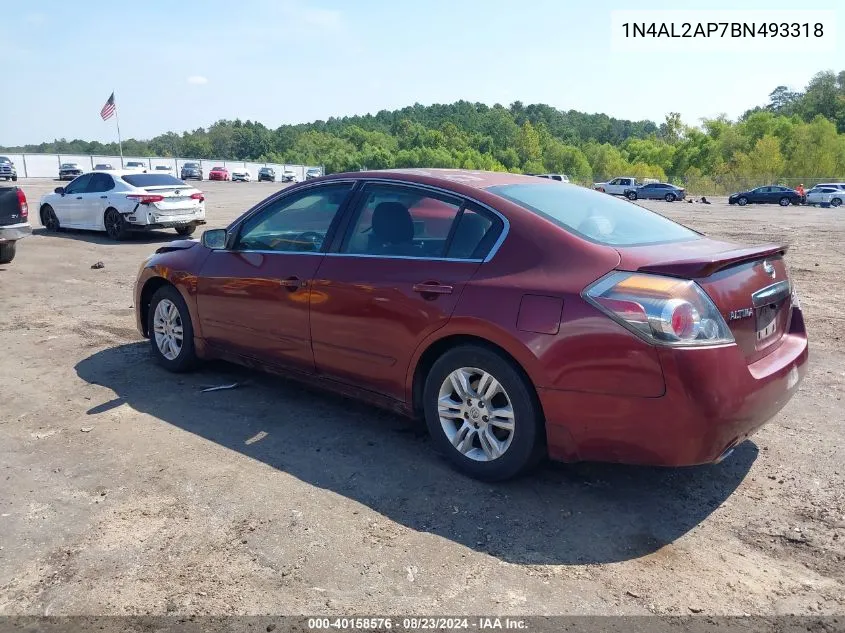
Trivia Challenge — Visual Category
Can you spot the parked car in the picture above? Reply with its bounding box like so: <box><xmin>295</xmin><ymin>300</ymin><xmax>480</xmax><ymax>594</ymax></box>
<box><xmin>125</xmin><ymin>161</ymin><xmax>147</xmax><ymax>173</ymax></box>
<box><xmin>94</xmin><ymin>163</ymin><xmax>114</xmax><ymax>171</ymax></box>
<box><xmin>625</xmin><ymin>182</ymin><xmax>686</xmax><ymax>202</ymax></box>
<box><xmin>593</xmin><ymin>177</ymin><xmax>658</xmax><ymax>196</ymax></box>
<box><xmin>152</xmin><ymin>165</ymin><xmax>174</xmax><ymax>174</ymax></box>
<box><xmin>209</xmin><ymin>166</ymin><xmax>230</xmax><ymax>181</ymax></box>
<box><xmin>180</xmin><ymin>162</ymin><xmax>203</xmax><ymax>181</ymax></box>
<box><xmin>39</xmin><ymin>171</ymin><xmax>206</xmax><ymax>241</ymax></box>
<box><xmin>231</xmin><ymin>169</ymin><xmax>252</xmax><ymax>182</ymax></box>
<box><xmin>728</xmin><ymin>186</ymin><xmax>802</xmax><ymax>207</ymax></box>
<box><xmin>133</xmin><ymin>169</ymin><xmax>807</xmax><ymax>481</ymax></box>
<box><xmin>282</xmin><ymin>169</ymin><xmax>298</xmax><ymax>183</ymax></box>
<box><xmin>805</xmin><ymin>186</ymin><xmax>843</xmax><ymax>207</ymax></box>
<box><xmin>814</xmin><ymin>182</ymin><xmax>845</xmax><ymax>192</ymax></box>
<box><xmin>0</xmin><ymin>186</ymin><xmax>31</xmax><ymax>263</ymax></box>
<box><xmin>0</xmin><ymin>156</ymin><xmax>18</xmax><ymax>182</ymax></box>
<box><xmin>59</xmin><ymin>163</ymin><xmax>84</xmax><ymax>180</ymax></box>
<box><xmin>258</xmin><ymin>167</ymin><xmax>276</xmax><ymax>182</ymax></box>
<box><xmin>534</xmin><ymin>174</ymin><xmax>570</xmax><ymax>183</ymax></box>
<box><xmin>304</xmin><ymin>167</ymin><xmax>321</xmax><ymax>180</ymax></box>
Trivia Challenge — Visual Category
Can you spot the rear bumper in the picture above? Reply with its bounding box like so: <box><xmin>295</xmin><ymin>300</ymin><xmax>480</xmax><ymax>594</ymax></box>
<box><xmin>541</xmin><ymin>307</ymin><xmax>809</xmax><ymax>466</ymax></box>
<box><xmin>0</xmin><ymin>222</ymin><xmax>32</xmax><ymax>242</ymax></box>
<box><xmin>129</xmin><ymin>219</ymin><xmax>206</xmax><ymax>231</ymax></box>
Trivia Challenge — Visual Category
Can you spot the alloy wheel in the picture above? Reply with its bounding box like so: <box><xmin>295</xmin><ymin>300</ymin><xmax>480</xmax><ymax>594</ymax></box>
<box><xmin>153</xmin><ymin>299</ymin><xmax>184</xmax><ymax>361</ymax></box>
<box><xmin>437</xmin><ymin>367</ymin><xmax>515</xmax><ymax>462</ymax></box>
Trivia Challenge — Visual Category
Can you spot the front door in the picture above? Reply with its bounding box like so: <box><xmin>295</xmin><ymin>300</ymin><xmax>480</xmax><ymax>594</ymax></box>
<box><xmin>57</xmin><ymin>173</ymin><xmax>93</xmax><ymax>227</ymax></box>
<box><xmin>310</xmin><ymin>183</ymin><xmax>503</xmax><ymax>401</ymax></box>
<box><xmin>196</xmin><ymin>182</ymin><xmax>355</xmax><ymax>372</ymax></box>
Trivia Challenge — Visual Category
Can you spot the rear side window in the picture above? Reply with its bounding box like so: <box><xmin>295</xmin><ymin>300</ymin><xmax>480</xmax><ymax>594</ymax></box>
<box><xmin>445</xmin><ymin>205</ymin><xmax>501</xmax><ymax>260</ymax></box>
<box><xmin>86</xmin><ymin>173</ymin><xmax>115</xmax><ymax>193</ymax></box>
<box><xmin>342</xmin><ymin>185</ymin><xmax>463</xmax><ymax>258</ymax></box>
<box><xmin>488</xmin><ymin>183</ymin><xmax>699</xmax><ymax>246</ymax></box>
<box><xmin>122</xmin><ymin>174</ymin><xmax>185</xmax><ymax>187</ymax></box>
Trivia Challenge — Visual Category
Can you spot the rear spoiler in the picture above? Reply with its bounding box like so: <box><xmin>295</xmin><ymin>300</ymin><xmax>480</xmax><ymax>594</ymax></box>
<box><xmin>638</xmin><ymin>243</ymin><xmax>788</xmax><ymax>278</ymax></box>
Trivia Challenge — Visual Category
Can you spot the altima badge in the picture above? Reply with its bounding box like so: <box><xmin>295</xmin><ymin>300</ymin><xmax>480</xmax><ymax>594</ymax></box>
<box><xmin>729</xmin><ymin>308</ymin><xmax>754</xmax><ymax>321</ymax></box>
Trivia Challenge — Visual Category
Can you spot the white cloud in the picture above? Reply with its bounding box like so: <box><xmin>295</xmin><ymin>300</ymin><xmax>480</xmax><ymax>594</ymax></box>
<box><xmin>187</xmin><ymin>75</ymin><xmax>208</xmax><ymax>85</ymax></box>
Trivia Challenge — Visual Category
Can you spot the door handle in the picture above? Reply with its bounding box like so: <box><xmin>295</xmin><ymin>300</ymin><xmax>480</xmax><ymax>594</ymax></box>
<box><xmin>413</xmin><ymin>282</ymin><xmax>453</xmax><ymax>296</ymax></box>
<box><xmin>280</xmin><ymin>276</ymin><xmax>304</xmax><ymax>291</ymax></box>
<box><xmin>76</xmin><ymin>196</ymin><xmax>82</xmax><ymax>199</ymax></box>
<box><xmin>100</xmin><ymin>195</ymin><xmax>108</xmax><ymax>199</ymax></box>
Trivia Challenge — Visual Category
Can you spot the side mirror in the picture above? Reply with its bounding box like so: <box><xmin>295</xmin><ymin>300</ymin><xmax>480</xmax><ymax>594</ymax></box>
<box><xmin>201</xmin><ymin>228</ymin><xmax>227</xmax><ymax>249</ymax></box>
<box><xmin>54</xmin><ymin>187</ymin><xmax>65</xmax><ymax>195</ymax></box>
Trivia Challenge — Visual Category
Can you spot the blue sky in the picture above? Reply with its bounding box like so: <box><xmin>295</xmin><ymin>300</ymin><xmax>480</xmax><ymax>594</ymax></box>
<box><xmin>0</xmin><ymin>0</ymin><xmax>841</xmax><ymax>145</ymax></box>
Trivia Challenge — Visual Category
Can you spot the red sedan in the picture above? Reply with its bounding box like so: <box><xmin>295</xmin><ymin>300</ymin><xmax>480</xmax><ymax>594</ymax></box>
<box><xmin>208</xmin><ymin>166</ymin><xmax>229</xmax><ymax>181</ymax></box>
<box><xmin>134</xmin><ymin>169</ymin><xmax>808</xmax><ymax>481</ymax></box>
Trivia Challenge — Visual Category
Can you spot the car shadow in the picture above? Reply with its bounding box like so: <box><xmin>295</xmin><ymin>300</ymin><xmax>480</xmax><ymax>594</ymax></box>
<box><xmin>75</xmin><ymin>342</ymin><xmax>757</xmax><ymax>565</ymax></box>
<box><xmin>31</xmin><ymin>227</ymin><xmax>189</xmax><ymax>245</ymax></box>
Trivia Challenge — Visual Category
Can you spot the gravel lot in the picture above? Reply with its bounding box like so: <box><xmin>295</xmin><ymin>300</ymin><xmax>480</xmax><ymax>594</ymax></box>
<box><xmin>1</xmin><ymin>178</ymin><xmax>843</xmax><ymax>616</ymax></box>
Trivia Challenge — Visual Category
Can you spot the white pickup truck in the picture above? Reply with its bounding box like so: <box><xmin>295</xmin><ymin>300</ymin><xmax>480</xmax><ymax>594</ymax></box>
<box><xmin>593</xmin><ymin>177</ymin><xmax>659</xmax><ymax>196</ymax></box>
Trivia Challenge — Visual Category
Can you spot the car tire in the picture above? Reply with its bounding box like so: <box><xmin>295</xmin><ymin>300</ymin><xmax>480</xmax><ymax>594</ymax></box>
<box><xmin>11</xmin><ymin>175</ymin><xmax>17</xmax><ymax>182</ymax></box>
<box><xmin>737</xmin><ymin>197</ymin><xmax>748</xmax><ymax>206</ymax></box>
<box><xmin>40</xmin><ymin>204</ymin><xmax>61</xmax><ymax>232</ymax></box>
<box><xmin>147</xmin><ymin>285</ymin><xmax>197</xmax><ymax>373</ymax></box>
<box><xmin>779</xmin><ymin>197</ymin><xmax>790</xmax><ymax>207</ymax></box>
<box><xmin>665</xmin><ymin>193</ymin><xmax>676</xmax><ymax>202</ymax></box>
<box><xmin>831</xmin><ymin>198</ymin><xmax>842</xmax><ymax>207</ymax></box>
<box><xmin>175</xmin><ymin>225</ymin><xmax>196</xmax><ymax>237</ymax></box>
<box><xmin>104</xmin><ymin>207</ymin><xmax>129</xmax><ymax>241</ymax></box>
<box><xmin>626</xmin><ymin>191</ymin><xmax>638</xmax><ymax>201</ymax></box>
<box><xmin>423</xmin><ymin>344</ymin><xmax>544</xmax><ymax>481</ymax></box>
<box><xmin>0</xmin><ymin>241</ymin><xmax>16</xmax><ymax>264</ymax></box>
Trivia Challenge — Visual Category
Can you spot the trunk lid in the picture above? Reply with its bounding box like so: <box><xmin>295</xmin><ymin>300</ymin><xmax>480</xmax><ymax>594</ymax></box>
<box><xmin>142</xmin><ymin>185</ymin><xmax>202</xmax><ymax>213</ymax></box>
<box><xmin>617</xmin><ymin>238</ymin><xmax>793</xmax><ymax>363</ymax></box>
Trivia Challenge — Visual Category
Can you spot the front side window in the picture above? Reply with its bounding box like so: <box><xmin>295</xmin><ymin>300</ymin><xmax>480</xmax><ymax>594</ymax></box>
<box><xmin>488</xmin><ymin>183</ymin><xmax>699</xmax><ymax>247</ymax></box>
<box><xmin>234</xmin><ymin>183</ymin><xmax>353</xmax><ymax>253</ymax></box>
<box><xmin>64</xmin><ymin>173</ymin><xmax>93</xmax><ymax>194</ymax></box>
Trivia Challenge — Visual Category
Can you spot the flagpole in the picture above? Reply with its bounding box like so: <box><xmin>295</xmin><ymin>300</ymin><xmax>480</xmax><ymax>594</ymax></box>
<box><xmin>113</xmin><ymin>92</ymin><xmax>124</xmax><ymax>168</ymax></box>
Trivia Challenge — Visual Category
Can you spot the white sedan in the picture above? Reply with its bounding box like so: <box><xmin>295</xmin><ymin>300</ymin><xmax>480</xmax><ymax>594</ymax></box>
<box><xmin>805</xmin><ymin>185</ymin><xmax>843</xmax><ymax>207</ymax></box>
<box><xmin>38</xmin><ymin>171</ymin><xmax>206</xmax><ymax>240</ymax></box>
<box><xmin>231</xmin><ymin>168</ymin><xmax>252</xmax><ymax>182</ymax></box>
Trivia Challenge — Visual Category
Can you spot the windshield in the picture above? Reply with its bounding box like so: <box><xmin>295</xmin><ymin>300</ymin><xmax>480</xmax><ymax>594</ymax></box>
<box><xmin>122</xmin><ymin>174</ymin><xmax>186</xmax><ymax>187</ymax></box>
<box><xmin>61</xmin><ymin>163</ymin><xmax>78</xmax><ymax>168</ymax></box>
<box><xmin>487</xmin><ymin>183</ymin><xmax>700</xmax><ymax>246</ymax></box>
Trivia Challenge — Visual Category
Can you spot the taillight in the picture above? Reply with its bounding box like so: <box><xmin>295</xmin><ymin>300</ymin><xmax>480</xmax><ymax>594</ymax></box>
<box><xmin>126</xmin><ymin>194</ymin><xmax>164</xmax><ymax>204</ymax></box>
<box><xmin>190</xmin><ymin>192</ymin><xmax>204</xmax><ymax>202</ymax></box>
<box><xmin>584</xmin><ymin>272</ymin><xmax>734</xmax><ymax>346</ymax></box>
<box><xmin>16</xmin><ymin>189</ymin><xmax>28</xmax><ymax>218</ymax></box>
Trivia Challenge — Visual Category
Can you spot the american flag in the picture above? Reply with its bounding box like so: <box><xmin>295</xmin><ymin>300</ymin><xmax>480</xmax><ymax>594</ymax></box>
<box><xmin>100</xmin><ymin>92</ymin><xmax>116</xmax><ymax>121</ymax></box>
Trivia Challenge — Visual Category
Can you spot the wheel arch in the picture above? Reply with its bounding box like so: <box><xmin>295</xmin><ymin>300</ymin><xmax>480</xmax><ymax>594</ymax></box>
<box><xmin>408</xmin><ymin>330</ymin><xmax>545</xmax><ymax>425</ymax></box>
<box><xmin>138</xmin><ymin>277</ymin><xmax>174</xmax><ymax>337</ymax></box>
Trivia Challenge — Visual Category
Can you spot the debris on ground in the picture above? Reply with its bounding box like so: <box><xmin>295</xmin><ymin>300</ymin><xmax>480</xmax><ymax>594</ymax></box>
<box><xmin>201</xmin><ymin>382</ymin><xmax>242</xmax><ymax>393</ymax></box>
<box><xmin>80</xmin><ymin>427</ymin><xmax>94</xmax><ymax>433</ymax></box>
<box><xmin>90</xmin><ymin>261</ymin><xmax>105</xmax><ymax>269</ymax></box>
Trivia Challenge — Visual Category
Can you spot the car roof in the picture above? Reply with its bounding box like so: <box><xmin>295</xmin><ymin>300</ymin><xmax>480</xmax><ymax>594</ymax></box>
<box><xmin>328</xmin><ymin>168</ymin><xmax>552</xmax><ymax>190</ymax></box>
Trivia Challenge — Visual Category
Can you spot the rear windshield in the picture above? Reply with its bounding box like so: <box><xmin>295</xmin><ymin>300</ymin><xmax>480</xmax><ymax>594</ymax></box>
<box><xmin>184</xmin><ymin>163</ymin><xmax>199</xmax><ymax>168</ymax></box>
<box><xmin>127</xmin><ymin>162</ymin><xmax>144</xmax><ymax>166</ymax></box>
<box><xmin>122</xmin><ymin>174</ymin><xmax>185</xmax><ymax>187</ymax></box>
<box><xmin>487</xmin><ymin>183</ymin><xmax>699</xmax><ymax>246</ymax></box>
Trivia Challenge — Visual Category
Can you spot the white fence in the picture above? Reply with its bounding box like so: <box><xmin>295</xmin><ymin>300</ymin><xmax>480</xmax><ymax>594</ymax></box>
<box><xmin>2</xmin><ymin>153</ymin><xmax>322</xmax><ymax>182</ymax></box>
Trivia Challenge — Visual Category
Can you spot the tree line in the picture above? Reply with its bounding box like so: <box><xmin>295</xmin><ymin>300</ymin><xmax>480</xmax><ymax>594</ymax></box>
<box><xmin>4</xmin><ymin>70</ymin><xmax>844</xmax><ymax>192</ymax></box>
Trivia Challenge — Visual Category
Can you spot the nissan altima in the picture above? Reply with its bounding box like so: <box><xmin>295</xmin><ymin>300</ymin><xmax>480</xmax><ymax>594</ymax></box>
<box><xmin>134</xmin><ymin>169</ymin><xmax>808</xmax><ymax>481</ymax></box>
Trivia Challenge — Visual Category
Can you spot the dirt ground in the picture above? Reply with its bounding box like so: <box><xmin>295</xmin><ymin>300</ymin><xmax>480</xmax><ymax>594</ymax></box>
<box><xmin>0</xmin><ymin>178</ymin><xmax>843</xmax><ymax>617</ymax></box>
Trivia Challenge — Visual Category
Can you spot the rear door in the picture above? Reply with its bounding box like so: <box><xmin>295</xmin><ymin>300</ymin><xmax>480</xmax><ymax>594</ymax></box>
<box><xmin>82</xmin><ymin>173</ymin><xmax>115</xmax><ymax>228</ymax></box>
<box><xmin>310</xmin><ymin>183</ymin><xmax>504</xmax><ymax>401</ymax></box>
